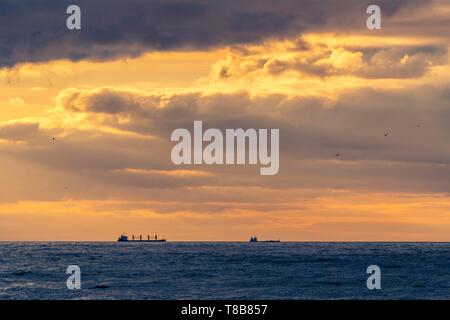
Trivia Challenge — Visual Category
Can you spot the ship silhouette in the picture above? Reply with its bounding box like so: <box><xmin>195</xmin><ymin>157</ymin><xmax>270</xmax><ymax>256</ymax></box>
<box><xmin>117</xmin><ymin>233</ymin><xmax>166</xmax><ymax>242</ymax></box>
<box><xmin>249</xmin><ymin>236</ymin><xmax>280</xmax><ymax>243</ymax></box>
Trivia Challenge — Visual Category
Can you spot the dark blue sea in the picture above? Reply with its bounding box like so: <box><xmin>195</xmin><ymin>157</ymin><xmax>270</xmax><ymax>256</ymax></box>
<box><xmin>1</xmin><ymin>242</ymin><xmax>450</xmax><ymax>300</ymax></box>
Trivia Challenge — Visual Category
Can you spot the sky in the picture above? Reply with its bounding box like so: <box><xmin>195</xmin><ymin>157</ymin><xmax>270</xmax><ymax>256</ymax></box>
<box><xmin>1</xmin><ymin>0</ymin><xmax>450</xmax><ymax>241</ymax></box>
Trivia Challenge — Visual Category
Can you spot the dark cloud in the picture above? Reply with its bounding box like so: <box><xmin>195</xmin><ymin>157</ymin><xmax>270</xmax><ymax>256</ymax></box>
<box><xmin>3</xmin><ymin>85</ymin><xmax>450</xmax><ymax>197</ymax></box>
<box><xmin>61</xmin><ymin>88</ymin><xmax>145</xmax><ymax>114</ymax></box>
<box><xmin>356</xmin><ymin>46</ymin><xmax>448</xmax><ymax>79</ymax></box>
<box><xmin>0</xmin><ymin>122</ymin><xmax>39</xmax><ymax>141</ymax></box>
<box><xmin>56</xmin><ymin>87</ymin><xmax>450</xmax><ymax>165</ymax></box>
<box><xmin>0</xmin><ymin>0</ymin><xmax>429</xmax><ymax>67</ymax></box>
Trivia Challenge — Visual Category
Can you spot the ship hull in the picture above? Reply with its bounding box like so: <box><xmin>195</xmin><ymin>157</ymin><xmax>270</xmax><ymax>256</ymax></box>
<box><xmin>117</xmin><ymin>239</ymin><xmax>167</xmax><ymax>242</ymax></box>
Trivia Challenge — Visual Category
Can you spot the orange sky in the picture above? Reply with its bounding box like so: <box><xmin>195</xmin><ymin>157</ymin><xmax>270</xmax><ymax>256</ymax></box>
<box><xmin>1</xmin><ymin>1</ymin><xmax>450</xmax><ymax>241</ymax></box>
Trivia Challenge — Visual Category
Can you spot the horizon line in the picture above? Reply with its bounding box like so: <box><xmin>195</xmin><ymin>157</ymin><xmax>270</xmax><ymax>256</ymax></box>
<box><xmin>2</xmin><ymin>240</ymin><xmax>450</xmax><ymax>243</ymax></box>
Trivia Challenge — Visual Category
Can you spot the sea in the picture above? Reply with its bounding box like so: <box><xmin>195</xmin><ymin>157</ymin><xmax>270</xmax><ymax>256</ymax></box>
<box><xmin>1</xmin><ymin>242</ymin><xmax>450</xmax><ymax>300</ymax></box>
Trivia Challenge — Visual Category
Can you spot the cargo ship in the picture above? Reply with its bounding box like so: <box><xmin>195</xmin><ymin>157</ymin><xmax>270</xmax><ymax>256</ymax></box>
<box><xmin>249</xmin><ymin>236</ymin><xmax>280</xmax><ymax>243</ymax></box>
<box><xmin>117</xmin><ymin>233</ymin><xmax>166</xmax><ymax>242</ymax></box>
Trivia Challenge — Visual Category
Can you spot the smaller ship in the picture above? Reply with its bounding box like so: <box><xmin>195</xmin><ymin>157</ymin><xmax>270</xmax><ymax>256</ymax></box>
<box><xmin>117</xmin><ymin>233</ymin><xmax>166</xmax><ymax>242</ymax></box>
<box><xmin>249</xmin><ymin>236</ymin><xmax>280</xmax><ymax>243</ymax></box>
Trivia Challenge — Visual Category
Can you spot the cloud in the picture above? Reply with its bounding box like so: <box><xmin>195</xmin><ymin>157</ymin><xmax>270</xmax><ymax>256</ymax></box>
<box><xmin>212</xmin><ymin>39</ymin><xmax>448</xmax><ymax>80</ymax></box>
<box><xmin>59</xmin><ymin>87</ymin><xmax>146</xmax><ymax>114</ymax></box>
<box><xmin>0</xmin><ymin>122</ymin><xmax>39</xmax><ymax>141</ymax></box>
<box><xmin>0</xmin><ymin>0</ymin><xmax>431</xmax><ymax>67</ymax></box>
<box><xmin>2</xmin><ymin>84</ymin><xmax>450</xmax><ymax>199</ymax></box>
<box><xmin>356</xmin><ymin>45</ymin><xmax>448</xmax><ymax>78</ymax></box>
